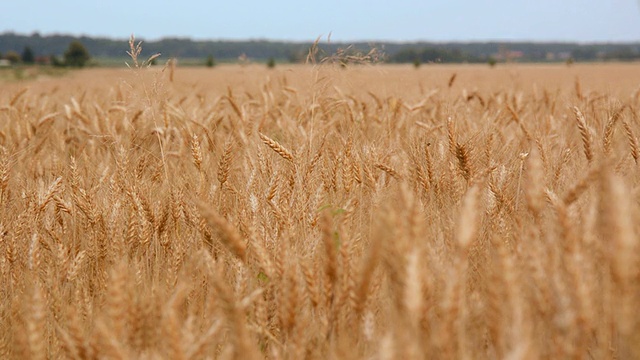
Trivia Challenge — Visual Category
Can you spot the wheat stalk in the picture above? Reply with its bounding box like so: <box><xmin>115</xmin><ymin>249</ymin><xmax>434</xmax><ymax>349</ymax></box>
<box><xmin>573</xmin><ymin>107</ymin><xmax>593</xmax><ymax>163</ymax></box>
<box><xmin>259</xmin><ymin>132</ymin><xmax>294</xmax><ymax>162</ymax></box>
<box><xmin>622</xmin><ymin>120</ymin><xmax>639</xmax><ymax>164</ymax></box>
<box><xmin>603</xmin><ymin>106</ymin><xmax>624</xmax><ymax>155</ymax></box>
<box><xmin>196</xmin><ymin>201</ymin><xmax>246</xmax><ymax>262</ymax></box>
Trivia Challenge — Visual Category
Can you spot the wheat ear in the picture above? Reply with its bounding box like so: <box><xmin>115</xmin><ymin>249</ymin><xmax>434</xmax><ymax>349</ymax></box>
<box><xmin>573</xmin><ymin>107</ymin><xmax>593</xmax><ymax>163</ymax></box>
<box><xmin>259</xmin><ymin>133</ymin><xmax>294</xmax><ymax>162</ymax></box>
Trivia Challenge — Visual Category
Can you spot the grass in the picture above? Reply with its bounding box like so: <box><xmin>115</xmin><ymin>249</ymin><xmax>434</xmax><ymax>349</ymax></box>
<box><xmin>1</xmin><ymin>57</ymin><xmax>640</xmax><ymax>358</ymax></box>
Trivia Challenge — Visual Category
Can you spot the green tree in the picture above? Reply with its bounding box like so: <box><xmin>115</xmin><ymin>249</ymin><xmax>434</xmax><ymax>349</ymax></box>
<box><xmin>206</xmin><ymin>55</ymin><xmax>216</xmax><ymax>67</ymax></box>
<box><xmin>21</xmin><ymin>46</ymin><xmax>35</xmax><ymax>64</ymax></box>
<box><xmin>5</xmin><ymin>51</ymin><xmax>21</xmax><ymax>64</ymax></box>
<box><xmin>266</xmin><ymin>57</ymin><xmax>276</xmax><ymax>69</ymax></box>
<box><xmin>64</xmin><ymin>40</ymin><xmax>90</xmax><ymax>67</ymax></box>
<box><xmin>50</xmin><ymin>54</ymin><xmax>64</xmax><ymax>67</ymax></box>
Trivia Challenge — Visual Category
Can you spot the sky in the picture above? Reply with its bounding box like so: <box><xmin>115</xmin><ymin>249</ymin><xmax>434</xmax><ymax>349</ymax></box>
<box><xmin>2</xmin><ymin>0</ymin><xmax>640</xmax><ymax>43</ymax></box>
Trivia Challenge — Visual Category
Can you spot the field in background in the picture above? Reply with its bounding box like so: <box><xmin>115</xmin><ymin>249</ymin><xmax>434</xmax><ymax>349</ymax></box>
<box><xmin>1</xmin><ymin>63</ymin><xmax>640</xmax><ymax>358</ymax></box>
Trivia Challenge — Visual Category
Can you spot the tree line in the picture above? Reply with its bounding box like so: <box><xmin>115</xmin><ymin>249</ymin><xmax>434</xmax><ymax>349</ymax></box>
<box><xmin>2</xmin><ymin>32</ymin><xmax>640</xmax><ymax>66</ymax></box>
<box><xmin>1</xmin><ymin>40</ymin><xmax>90</xmax><ymax>67</ymax></box>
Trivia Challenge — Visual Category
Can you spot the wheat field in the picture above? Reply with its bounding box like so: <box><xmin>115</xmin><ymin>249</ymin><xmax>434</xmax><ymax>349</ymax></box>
<box><xmin>1</xmin><ymin>60</ymin><xmax>640</xmax><ymax>359</ymax></box>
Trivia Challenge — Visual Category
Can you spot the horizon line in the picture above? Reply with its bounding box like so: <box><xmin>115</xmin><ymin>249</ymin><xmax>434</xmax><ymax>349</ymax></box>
<box><xmin>2</xmin><ymin>30</ymin><xmax>640</xmax><ymax>46</ymax></box>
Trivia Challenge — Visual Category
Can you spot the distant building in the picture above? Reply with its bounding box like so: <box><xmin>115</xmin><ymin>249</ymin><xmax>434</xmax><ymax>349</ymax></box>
<box><xmin>0</xmin><ymin>59</ymin><xmax>10</xmax><ymax>67</ymax></box>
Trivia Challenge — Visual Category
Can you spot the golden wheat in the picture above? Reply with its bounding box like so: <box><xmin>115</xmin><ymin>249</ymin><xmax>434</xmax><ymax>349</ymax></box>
<box><xmin>0</xmin><ymin>60</ymin><xmax>640</xmax><ymax>359</ymax></box>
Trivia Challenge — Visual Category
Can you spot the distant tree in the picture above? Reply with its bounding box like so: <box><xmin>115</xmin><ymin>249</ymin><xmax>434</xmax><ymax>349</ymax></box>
<box><xmin>21</xmin><ymin>46</ymin><xmax>35</xmax><ymax>64</ymax></box>
<box><xmin>64</xmin><ymin>40</ymin><xmax>90</xmax><ymax>67</ymax></box>
<box><xmin>5</xmin><ymin>51</ymin><xmax>21</xmax><ymax>64</ymax></box>
<box><xmin>392</xmin><ymin>47</ymin><xmax>478</xmax><ymax>64</ymax></box>
<box><xmin>571</xmin><ymin>47</ymin><xmax>598</xmax><ymax>61</ymax></box>
<box><xmin>604</xmin><ymin>47</ymin><xmax>640</xmax><ymax>61</ymax></box>
<box><xmin>413</xmin><ymin>58</ymin><xmax>421</xmax><ymax>68</ymax></box>
<box><xmin>287</xmin><ymin>50</ymin><xmax>304</xmax><ymax>63</ymax></box>
<box><xmin>266</xmin><ymin>57</ymin><xmax>276</xmax><ymax>69</ymax></box>
<box><xmin>50</xmin><ymin>54</ymin><xmax>64</xmax><ymax>67</ymax></box>
<box><xmin>488</xmin><ymin>57</ymin><xmax>497</xmax><ymax>67</ymax></box>
<box><xmin>206</xmin><ymin>55</ymin><xmax>216</xmax><ymax>67</ymax></box>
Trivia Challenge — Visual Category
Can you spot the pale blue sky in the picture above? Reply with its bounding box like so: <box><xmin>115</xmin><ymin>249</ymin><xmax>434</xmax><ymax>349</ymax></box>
<box><xmin>2</xmin><ymin>0</ymin><xmax>640</xmax><ymax>42</ymax></box>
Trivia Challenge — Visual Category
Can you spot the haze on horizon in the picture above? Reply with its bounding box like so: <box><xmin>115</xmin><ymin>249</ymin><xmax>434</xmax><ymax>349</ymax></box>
<box><xmin>2</xmin><ymin>0</ymin><xmax>640</xmax><ymax>43</ymax></box>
